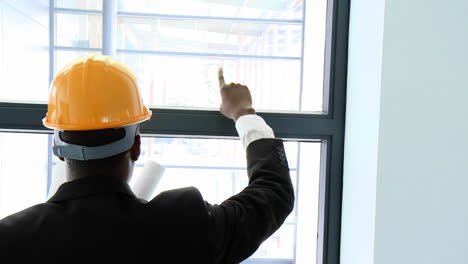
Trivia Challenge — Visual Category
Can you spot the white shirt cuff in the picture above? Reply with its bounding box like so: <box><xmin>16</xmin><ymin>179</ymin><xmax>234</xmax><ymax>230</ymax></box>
<box><xmin>235</xmin><ymin>114</ymin><xmax>275</xmax><ymax>150</ymax></box>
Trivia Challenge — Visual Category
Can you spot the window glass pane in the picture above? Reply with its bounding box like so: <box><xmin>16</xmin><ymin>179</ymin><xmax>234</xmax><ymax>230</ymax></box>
<box><xmin>56</xmin><ymin>13</ymin><xmax>102</xmax><ymax>48</ymax></box>
<box><xmin>4</xmin><ymin>0</ymin><xmax>49</xmax><ymax>27</ymax></box>
<box><xmin>0</xmin><ymin>133</ymin><xmax>49</xmax><ymax>220</ymax></box>
<box><xmin>51</xmin><ymin>0</ymin><xmax>327</xmax><ymax>112</ymax></box>
<box><xmin>5</xmin><ymin>133</ymin><xmax>320</xmax><ymax>263</ymax></box>
<box><xmin>55</xmin><ymin>50</ymin><xmax>102</xmax><ymax>74</ymax></box>
<box><xmin>118</xmin><ymin>17</ymin><xmax>302</xmax><ymax>58</ymax></box>
<box><xmin>56</xmin><ymin>0</ymin><xmax>103</xmax><ymax>10</ymax></box>
<box><xmin>0</xmin><ymin>4</ymin><xmax>3</xmax><ymax>90</ymax></box>
<box><xmin>301</xmin><ymin>0</ymin><xmax>328</xmax><ymax>112</ymax></box>
<box><xmin>118</xmin><ymin>0</ymin><xmax>303</xmax><ymax>20</ymax></box>
<box><xmin>0</xmin><ymin>1</ymin><xmax>49</xmax><ymax>103</ymax></box>
<box><xmin>295</xmin><ymin>142</ymin><xmax>322</xmax><ymax>264</ymax></box>
<box><xmin>117</xmin><ymin>54</ymin><xmax>301</xmax><ymax>111</ymax></box>
<box><xmin>129</xmin><ymin>137</ymin><xmax>321</xmax><ymax>262</ymax></box>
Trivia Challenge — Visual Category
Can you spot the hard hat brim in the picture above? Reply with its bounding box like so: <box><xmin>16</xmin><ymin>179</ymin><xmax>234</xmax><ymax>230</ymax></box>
<box><xmin>43</xmin><ymin>111</ymin><xmax>152</xmax><ymax>131</ymax></box>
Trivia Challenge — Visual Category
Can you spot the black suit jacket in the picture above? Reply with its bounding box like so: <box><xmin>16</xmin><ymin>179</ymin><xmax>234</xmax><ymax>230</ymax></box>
<box><xmin>0</xmin><ymin>139</ymin><xmax>294</xmax><ymax>263</ymax></box>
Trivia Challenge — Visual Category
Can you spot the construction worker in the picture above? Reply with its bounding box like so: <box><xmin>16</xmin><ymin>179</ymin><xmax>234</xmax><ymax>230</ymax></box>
<box><xmin>0</xmin><ymin>55</ymin><xmax>294</xmax><ymax>263</ymax></box>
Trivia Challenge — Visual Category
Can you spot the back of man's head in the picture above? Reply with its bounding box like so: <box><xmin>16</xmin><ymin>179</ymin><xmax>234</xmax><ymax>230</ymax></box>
<box><xmin>42</xmin><ymin>55</ymin><xmax>150</xmax><ymax>180</ymax></box>
<box><xmin>59</xmin><ymin>128</ymin><xmax>136</xmax><ymax>178</ymax></box>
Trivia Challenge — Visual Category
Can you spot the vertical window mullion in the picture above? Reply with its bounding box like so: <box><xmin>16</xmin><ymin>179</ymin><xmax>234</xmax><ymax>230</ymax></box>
<box><xmin>47</xmin><ymin>0</ymin><xmax>56</xmax><ymax>198</ymax></box>
<box><xmin>298</xmin><ymin>0</ymin><xmax>307</xmax><ymax>111</ymax></box>
<box><xmin>102</xmin><ymin>0</ymin><xmax>117</xmax><ymax>56</ymax></box>
<box><xmin>292</xmin><ymin>143</ymin><xmax>302</xmax><ymax>263</ymax></box>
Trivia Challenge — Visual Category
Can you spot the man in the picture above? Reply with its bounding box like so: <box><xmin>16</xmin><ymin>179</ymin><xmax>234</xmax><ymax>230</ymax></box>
<box><xmin>0</xmin><ymin>55</ymin><xmax>294</xmax><ymax>263</ymax></box>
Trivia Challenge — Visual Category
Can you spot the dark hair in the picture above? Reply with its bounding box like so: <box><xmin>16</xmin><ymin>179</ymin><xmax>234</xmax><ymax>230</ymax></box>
<box><xmin>60</xmin><ymin>128</ymin><xmax>126</xmax><ymax>147</ymax></box>
<box><xmin>60</xmin><ymin>128</ymin><xmax>132</xmax><ymax>172</ymax></box>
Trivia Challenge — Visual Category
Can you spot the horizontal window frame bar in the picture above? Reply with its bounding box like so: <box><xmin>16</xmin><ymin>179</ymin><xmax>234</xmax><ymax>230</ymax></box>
<box><xmin>53</xmin><ymin>47</ymin><xmax>301</xmax><ymax>61</ymax></box>
<box><xmin>54</xmin><ymin>7</ymin><xmax>102</xmax><ymax>16</ymax></box>
<box><xmin>55</xmin><ymin>7</ymin><xmax>102</xmax><ymax>15</ymax></box>
<box><xmin>117</xmin><ymin>49</ymin><xmax>301</xmax><ymax>61</ymax></box>
<box><xmin>133</xmin><ymin>164</ymin><xmax>298</xmax><ymax>172</ymax></box>
<box><xmin>0</xmin><ymin>103</ymin><xmax>342</xmax><ymax>140</ymax></box>
<box><xmin>51</xmin><ymin>161</ymin><xmax>298</xmax><ymax>172</ymax></box>
<box><xmin>55</xmin><ymin>46</ymin><xmax>102</xmax><ymax>52</ymax></box>
<box><xmin>117</xmin><ymin>11</ymin><xmax>303</xmax><ymax>25</ymax></box>
<box><xmin>242</xmin><ymin>259</ymin><xmax>293</xmax><ymax>264</ymax></box>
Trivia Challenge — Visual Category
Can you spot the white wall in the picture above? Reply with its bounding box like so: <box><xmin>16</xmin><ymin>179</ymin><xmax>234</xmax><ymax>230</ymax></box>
<box><xmin>340</xmin><ymin>0</ymin><xmax>386</xmax><ymax>262</ymax></box>
<box><xmin>342</xmin><ymin>0</ymin><xmax>468</xmax><ymax>263</ymax></box>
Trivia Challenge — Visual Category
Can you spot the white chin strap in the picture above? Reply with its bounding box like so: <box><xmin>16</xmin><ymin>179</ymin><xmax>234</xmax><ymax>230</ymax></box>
<box><xmin>53</xmin><ymin>124</ymin><xmax>139</xmax><ymax>161</ymax></box>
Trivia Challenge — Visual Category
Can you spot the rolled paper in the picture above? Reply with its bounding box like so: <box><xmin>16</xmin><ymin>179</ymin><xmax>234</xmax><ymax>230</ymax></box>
<box><xmin>47</xmin><ymin>159</ymin><xmax>164</xmax><ymax>201</ymax></box>
<box><xmin>47</xmin><ymin>160</ymin><xmax>67</xmax><ymax>200</ymax></box>
<box><xmin>131</xmin><ymin>160</ymin><xmax>165</xmax><ymax>200</ymax></box>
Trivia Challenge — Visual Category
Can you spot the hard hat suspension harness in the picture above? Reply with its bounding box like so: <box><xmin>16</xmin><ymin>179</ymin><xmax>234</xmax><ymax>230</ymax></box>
<box><xmin>53</xmin><ymin>124</ymin><xmax>139</xmax><ymax>161</ymax></box>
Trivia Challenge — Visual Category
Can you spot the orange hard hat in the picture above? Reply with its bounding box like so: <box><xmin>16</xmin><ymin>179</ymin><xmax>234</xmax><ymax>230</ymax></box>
<box><xmin>43</xmin><ymin>54</ymin><xmax>152</xmax><ymax>131</ymax></box>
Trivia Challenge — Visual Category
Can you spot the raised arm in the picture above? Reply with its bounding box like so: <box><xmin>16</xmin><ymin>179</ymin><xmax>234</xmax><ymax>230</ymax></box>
<box><xmin>205</xmin><ymin>68</ymin><xmax>295</xmax><ymax>264</ymax></box>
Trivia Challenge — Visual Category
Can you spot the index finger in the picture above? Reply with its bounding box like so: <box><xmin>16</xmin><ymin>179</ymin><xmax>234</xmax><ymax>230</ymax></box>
<box><xmin>218</xmin><ymin>67</ymin><xmax>226</xmax><ymax>89</ymax></box>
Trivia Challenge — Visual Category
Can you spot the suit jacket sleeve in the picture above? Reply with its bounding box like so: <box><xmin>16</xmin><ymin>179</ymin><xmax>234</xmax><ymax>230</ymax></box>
<box><xmin>205</xmin><ymin>138</ymin><xmax>295</xmax><ymax>264</ymax></box>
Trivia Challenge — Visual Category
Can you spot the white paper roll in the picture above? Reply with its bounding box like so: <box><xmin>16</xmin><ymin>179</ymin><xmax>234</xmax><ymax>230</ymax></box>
<box><xmin>47</xmin><ymin>159</ymin><xmax>164</xmax><ymax>201</ymax></box>
<box><xmin>47</xmin><ymin>160</ymin><xmax>67</xmax><ymax>200</ymax></box>
<box><xmin>131</xmin><ymin>160</ymin><xmax>165</xmax><ymax>201</ymax></box>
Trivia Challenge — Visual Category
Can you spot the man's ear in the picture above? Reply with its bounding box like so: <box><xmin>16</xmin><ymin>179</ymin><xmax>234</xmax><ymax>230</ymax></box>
<box><xmin>54</xmin><ymin>137</ymin><xmax>65</xmax><ymax>162</ymax></box>
<box><xmin>131</xmin><ymin>135</ymin><xmax>141</xmax><ymax>161</ymax></box>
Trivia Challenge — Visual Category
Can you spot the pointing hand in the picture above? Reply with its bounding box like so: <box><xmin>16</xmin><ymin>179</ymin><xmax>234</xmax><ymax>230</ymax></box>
<box><xmin>218</xmin><ymin>67</ymin><xmax>256</xmax><ymax>121</ymax></box>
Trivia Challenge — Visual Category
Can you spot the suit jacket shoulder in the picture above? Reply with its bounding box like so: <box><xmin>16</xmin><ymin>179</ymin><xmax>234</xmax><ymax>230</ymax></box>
<box><xmin>147</xmin><ymin>186</ymin><xmax>210</xmax><ymax>228</ymax></box>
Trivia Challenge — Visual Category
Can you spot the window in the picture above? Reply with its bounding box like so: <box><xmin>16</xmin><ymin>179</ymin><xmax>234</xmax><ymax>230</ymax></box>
<box><xmin>0</xmin><ymin>132</ymin><xmax>50</xmax><ymax>219</ymax></box>
<box><xmin>49</xmin><ymin>137</ymin><xmax>322</xmax><ymax>261</ymax></box>
<box><xmin>0</xmin><ymin>0</ymin><xmax>49</xmax><ymax>102</ymax></box>
<box><xmin>0</xmin><ymin>0</ymin><xmax>349</xmax><ymax>263</ymax></box>
<box><xmin>116</xmin><ymin>0</ymin><xmax>324</xmax><ymax>112</ymax></box>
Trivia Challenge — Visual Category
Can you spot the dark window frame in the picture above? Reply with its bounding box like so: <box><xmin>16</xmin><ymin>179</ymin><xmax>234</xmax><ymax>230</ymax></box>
<box><xmin>0</xmin><ymin>0</ymin><xmax>349</xmax><ymax>263</ymax></box>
